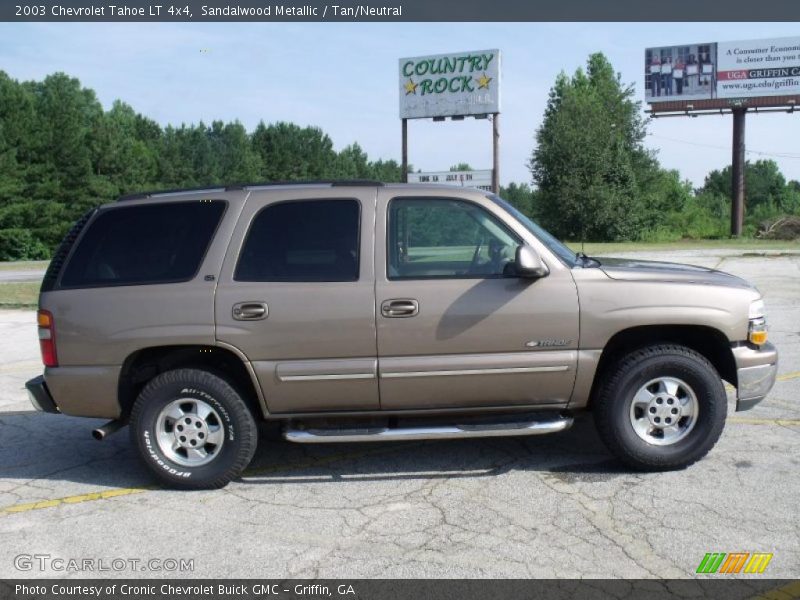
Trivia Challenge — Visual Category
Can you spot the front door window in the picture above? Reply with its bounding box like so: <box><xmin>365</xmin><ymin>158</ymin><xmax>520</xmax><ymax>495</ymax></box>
<box><xmin>387</xmin><ymin>198</ymin><xmax>519</xmax><ymax>280</ymax></box>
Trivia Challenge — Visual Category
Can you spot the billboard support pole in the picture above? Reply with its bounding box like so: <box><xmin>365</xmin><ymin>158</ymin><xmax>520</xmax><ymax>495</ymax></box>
<box><xmin>492</xmin><ymin>113</ymin><xmax>500</xmax><ymax>194</ymax></box>
<box><xmin>731</xmin><ymin>107</ymin><xmax>746</xmax><ymax>237</ymax></box>
<box><xmin>401</xmin><ymin>118</ymin><xmax>408</xmax><ymax>183</ymax></box>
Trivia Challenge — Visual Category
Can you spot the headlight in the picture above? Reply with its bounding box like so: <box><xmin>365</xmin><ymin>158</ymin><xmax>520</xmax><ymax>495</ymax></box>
<box><xmin>748</xmin><ymin>299</ymin><xmax>767</xmax><ymax>345</ymax></box>
<box><xmin>749</xmin><ymin>299</ymin><xmax>765</xmax><ymax>320</ymax></box>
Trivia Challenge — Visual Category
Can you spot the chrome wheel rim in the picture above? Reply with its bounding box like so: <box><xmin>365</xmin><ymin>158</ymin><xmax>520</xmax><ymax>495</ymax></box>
<box><xmin>155</xmin><ymin>398</ymin><xmax>225</xmax><ymax>467</ymax></box>
<box><xmin>629</xmin><ymin>377</ymin><xmax>698</xmax><ymax>446</ymax></box>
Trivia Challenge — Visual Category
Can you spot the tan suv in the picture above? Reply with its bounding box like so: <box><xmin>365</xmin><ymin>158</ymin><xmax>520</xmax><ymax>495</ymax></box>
<box><xmin>25</xmin><ymin>181</ymin><xmax>778</xmax><ymax>489</ymax></box>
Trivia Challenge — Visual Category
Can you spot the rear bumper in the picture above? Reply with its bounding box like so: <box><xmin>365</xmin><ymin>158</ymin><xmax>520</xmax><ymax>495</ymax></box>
<box><xmin>40</xmin><ymin>366</ymin><xmax>122</xmax><ymax>418</ymax></box>
<box><xmin>25</xmin><ymin>375</ymin><xmax>59</xmax><ymax>414</ymax></box>
<box><xmin>732</xmin><ymin>342</ymin><xmax>778</xmax><ymax>412</ymax></box>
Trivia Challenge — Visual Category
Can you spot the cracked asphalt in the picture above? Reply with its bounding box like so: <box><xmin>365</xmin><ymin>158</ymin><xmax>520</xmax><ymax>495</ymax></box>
<box><xmin>0</xmin><ymin>249</ymin><xmax>798</xmax><ymax>579</ymax></box>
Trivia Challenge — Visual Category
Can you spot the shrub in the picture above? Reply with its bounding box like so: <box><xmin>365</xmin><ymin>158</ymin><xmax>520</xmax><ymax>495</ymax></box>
<box><xmin>0</xmin><ymin>228</ymin><xmax>50</xmax><ymax>261</ymax></box>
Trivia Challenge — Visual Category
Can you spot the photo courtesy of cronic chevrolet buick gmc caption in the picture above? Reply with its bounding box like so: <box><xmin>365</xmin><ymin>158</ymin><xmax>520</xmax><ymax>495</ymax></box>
<box><xmin>15</xmin><ymin>584</ymin><xmax>356</xmax><ymax>597</ymax></box>
<box><xmin>23</xmin><ymin>181</ymin><xmax>778</xmax><ymax>489</ymax></box>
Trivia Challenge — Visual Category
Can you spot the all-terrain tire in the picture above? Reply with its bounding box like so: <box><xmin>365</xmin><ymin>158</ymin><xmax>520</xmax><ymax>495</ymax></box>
<box><xmin>129</xmin><ymin>368</ymin><xmax>258</xmax><ymax>489</ymax></box>
<box><xmin>594</xmin><ymin>344</ymin><xmax>727</xmax><ymax>471</ymax></box>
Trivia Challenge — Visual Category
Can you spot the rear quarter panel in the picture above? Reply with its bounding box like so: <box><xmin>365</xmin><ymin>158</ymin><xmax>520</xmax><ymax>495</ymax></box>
<box><xmin>38</xmin><ymin>191</ymin><xmax>247</xmax><ymax>417</ymax></box>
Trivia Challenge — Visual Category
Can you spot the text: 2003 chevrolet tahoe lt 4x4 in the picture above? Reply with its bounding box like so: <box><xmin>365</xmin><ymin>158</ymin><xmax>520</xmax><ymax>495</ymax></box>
<box><xmin>26</xmin><ymin>181</ymin><xmax>778</xmax><ymax>489</ymax></box>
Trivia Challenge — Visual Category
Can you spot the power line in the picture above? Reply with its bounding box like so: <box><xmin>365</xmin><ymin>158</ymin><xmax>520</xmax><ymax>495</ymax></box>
<box><xmin>647</xmin><ymin>133</ymin><xmax>726</xmax><ymax>152</ymax></box>
<box><xmin>647</xmin><ymin>133</ymin><xmax>800</xmax><ymax>160</ymax></box>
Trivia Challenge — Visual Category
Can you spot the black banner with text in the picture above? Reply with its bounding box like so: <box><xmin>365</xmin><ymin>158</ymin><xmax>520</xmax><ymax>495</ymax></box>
<box><xmin>3</xmin><ymin>0</ymin><xmax>800</xmax><ymax>22</ymax></box>
<box><xmin>3</xmin><ymin>580</ymin><xmax>800</xmax><ymax>600</ymax></box>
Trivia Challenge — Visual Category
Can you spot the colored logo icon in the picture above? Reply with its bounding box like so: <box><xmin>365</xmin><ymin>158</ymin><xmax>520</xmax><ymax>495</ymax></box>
<box><xmin>696</xmin><ymin>552</ymin><xmax>773</xmax><ymax>574</ymax></box>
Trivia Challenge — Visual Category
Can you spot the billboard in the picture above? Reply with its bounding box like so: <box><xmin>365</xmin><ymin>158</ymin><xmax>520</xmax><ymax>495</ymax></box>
<box><xmin>645</xmin><ymin>42</ymin><xmax>717</xmax><ymax>102</ymax></box>
<box><xmin>717</xmin><ymin>37</ymin><xmax>800</xmax><ymax>98</ymax></box>
<box><xmin>645</xmin><ymin>36</ymin><xmax>800</xmax><ymax>105</ymax></box>
<box><xmin>408</xmin><ymin>170</ymin><xmax>493</xmax><ymax>191</ymax></box>
<box><xmin>399</xmin><ymin>49</ymin><xmax>501</xmax><ymax>119</ymax></box>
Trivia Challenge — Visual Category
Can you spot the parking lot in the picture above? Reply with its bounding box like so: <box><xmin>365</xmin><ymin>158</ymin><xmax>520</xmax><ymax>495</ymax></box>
<box><xmin>0</xmin><ymin>249</ymin><xmax>798</xmax><ymax>579</ymax></box>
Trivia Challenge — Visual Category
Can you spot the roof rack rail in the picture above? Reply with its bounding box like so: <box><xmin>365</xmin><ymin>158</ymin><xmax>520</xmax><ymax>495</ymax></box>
<box><xmin>117</xmin><ymin>180</ymin><xmax>385</xmax><ymax>202</ymax></box>
<box><xmin>117</xmin><ymin>185</ymin><xmax>226</xmax><ymax>202</ymax></box>
<box><xmin>117</xmin><ymin>192</ymin><xmax>150</xmax><ymax>202</ymax></box>
<box><xmin>229</xmin><ymin>179</ymin><xmax>385</xmax><ymax>189</ymax></box>
<box><xmin>332</xmin><ymin>180</ymin><xmax>385</xmax><ymax>187</ymax></box>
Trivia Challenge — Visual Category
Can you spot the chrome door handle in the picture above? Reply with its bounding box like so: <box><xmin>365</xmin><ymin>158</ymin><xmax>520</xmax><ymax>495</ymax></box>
<box><xmin>381</xmin><ymin>299</ymin><xmax>419</xmax><ymax>318</ymax></box>
<box><xmin>232</xmin><ymin>302</ymin><xmax>268</xmax><ymax>321</ymax></box>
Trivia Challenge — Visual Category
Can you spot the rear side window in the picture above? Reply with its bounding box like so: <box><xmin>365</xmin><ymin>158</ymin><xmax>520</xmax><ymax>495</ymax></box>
<box><xmin>235</xmin><ymin>199</ymin><xmax>360</xmax><ymax>282</ymax></box>
<box><xmin>60</xmin><ymin>200</ymin><xmax>226</xmax><ymax>288</ymax></box>
<box><xmin>41</xmin><ymin>208</ymin><xmax>96</xmax><ymax>292</ymax></box>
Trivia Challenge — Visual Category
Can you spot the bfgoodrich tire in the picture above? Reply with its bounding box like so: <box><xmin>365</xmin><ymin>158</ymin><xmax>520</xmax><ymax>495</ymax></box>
<box><xmin>594</xmin><ymin>344</ymin><xmax>727</xmax><ymax>471</ymax></box>
<box><xmin>130</xmin><ymin>368</ymin><xmax>258</xmax><ymax>489</ymax></box>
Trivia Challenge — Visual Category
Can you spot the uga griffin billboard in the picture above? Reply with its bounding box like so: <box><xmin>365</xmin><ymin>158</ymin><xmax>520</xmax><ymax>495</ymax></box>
<box><xmin>645</xmin><ymin>36</ymin><xmax>800</xmax><ymax>105</ymax></box>
<box><xmin>717</xmin><ymin>37</ymin><xmax>800</xmax><ymax>98</ymax></box>
<box><xmin>399</xmin><ymin>49</ymin><xmax>501</xmax><ymax>119</ymax></box>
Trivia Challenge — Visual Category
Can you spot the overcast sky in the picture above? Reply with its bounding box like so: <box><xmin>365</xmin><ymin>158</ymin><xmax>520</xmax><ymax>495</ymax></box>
<box><xmin>2</xmin><ymin>22</ymin><xmax>799</xmax><ymax>187</ymax></box>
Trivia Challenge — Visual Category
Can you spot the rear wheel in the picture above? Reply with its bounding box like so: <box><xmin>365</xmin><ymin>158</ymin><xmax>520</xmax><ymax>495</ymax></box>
<box><xmin>130</xmin><ymin>368</ymin><xmax>258</xmax><ymax>489</ymax></box>
<box><xmin>594</xmin><ymin>344</ymin><xmax>727</xmax><ymax>470</ymax></box>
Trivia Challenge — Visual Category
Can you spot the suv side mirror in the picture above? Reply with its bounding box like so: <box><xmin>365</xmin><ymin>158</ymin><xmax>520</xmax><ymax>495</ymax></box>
<box><xmin>514</xmin><ymin>245</ymin><xmax>549</xmax><ymax>278</ymax></box>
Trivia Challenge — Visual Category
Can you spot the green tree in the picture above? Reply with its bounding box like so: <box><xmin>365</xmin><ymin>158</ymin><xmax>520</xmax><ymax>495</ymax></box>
<box><xmin>26</xmin><ymin>73</ymin><xmax>104</xmax><ymax>208</ymax></box>
<box><xmin>0</xmin><ymin>229</ymin><xmax>49</xmax><ymax>261</ymax></box>
<box><xmin>787</xmin><ymin>180</ymin><xmax>800</xmax><ymax>214</ymax></box>
<box><xmin>701</xmin><ymin>159</ymin><xmax>797</xmax><ymax>214</ymax></box>
<box><xmin>529</xmin><ymin>53</ymin><xmax>649</xmax><ymax>241</ymax></box>
<box><xmin>500</xmin><ymin>182</ymin><xmax>536</xmax><ymax>217</ymax></box>
<box><xmin>209</xmin><ymin>120</ymin><xmax>262</xmax><ymax>184</ymax></box>
<box><xmin>158</xmin><ymin>125</ymin><xmax>196</xmax><ymax>187</ymax></box>
<box><xmin>334</xmin><ymin>143</ymin><xmax>372</xmax><ymax>179</ymax></box>
<box><xmin>449</xmin><ymin>163</ymin><xmax>474</xmax><ymax>172</ymax></box>
<box><xmin>0</xmin><ymin>72</ymin><xmax>35</xmax><ymax>206</ymax></box>
<box><xmin>90</xmin><ymin>100</ymin><xmax>158</xmax><ymax>196</ymax></box>
<box><xmin>0</xmin><ymin>70</ymin><xmax>422</xmax><ymax>259</ymax></box>
<box><xmin>0</xmin><ymin>123</ymin><xmax>24</xmax><ymax>206</ymax></box>
<box><xmin>367</xmin><ymin>159</ymin><xmax>406</xmax><ymax>182</ymax></box>
<box><xmin>251</xmin><ymin>121</ymin><xmax>336</xmax><ymax>181</ymax></box>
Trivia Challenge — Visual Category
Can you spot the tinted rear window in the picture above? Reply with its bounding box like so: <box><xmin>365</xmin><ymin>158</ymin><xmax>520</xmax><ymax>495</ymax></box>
<box><xmin>235</xmin><ymin>199</ymin><xmax>360</xmax><ymax>282</ymax></box>
<box><xmin>60</xmin><ymin>200</ymin><xmax>225</xmax><ymax>288</ymax></box>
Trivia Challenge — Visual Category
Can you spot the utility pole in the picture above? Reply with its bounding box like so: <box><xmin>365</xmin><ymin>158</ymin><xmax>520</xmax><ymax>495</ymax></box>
<box><xmin>401</xmin><ymin>118</ymin><xmax>408</xmax><ymax>183</ymax></box>
<box><xmin>492</xmin><ymin>113</ymin><xmax>500</xmax><ymax>194</ymax></box>
<box><xmin>731</xmin><ymin>107</ymin><xmax>746</xmax><ymax>237</ymax></box>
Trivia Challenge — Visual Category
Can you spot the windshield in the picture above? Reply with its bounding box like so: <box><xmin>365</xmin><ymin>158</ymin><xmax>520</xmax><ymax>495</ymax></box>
<box><xmin>487</xmin><ymin>195</ymin><xmax>578</xmax><ymax>267</ymax></box>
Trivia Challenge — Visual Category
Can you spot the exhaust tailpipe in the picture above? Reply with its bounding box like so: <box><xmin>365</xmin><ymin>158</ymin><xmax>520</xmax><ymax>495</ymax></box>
<box><xmin>92</xmin><ymin>419</ymin><xmax>126</xmax><ymax>441</ymax></box>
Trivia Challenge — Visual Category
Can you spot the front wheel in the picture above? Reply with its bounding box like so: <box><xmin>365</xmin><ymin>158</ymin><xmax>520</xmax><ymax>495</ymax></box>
<box><xmin>594</xmin><ymin>344</ymin><xmax>727</xmax><ymax>471</ymax></box>
<box><xmin>130</xmin><ymin>368</ymin><xmax>258</xmax><ymax>489</ymax></box>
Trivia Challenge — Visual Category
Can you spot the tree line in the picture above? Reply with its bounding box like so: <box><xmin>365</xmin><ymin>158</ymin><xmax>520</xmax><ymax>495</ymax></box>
<box><xmin>0</xmin><ymin>71</ymin><xmax>405</xmax><ymax>260</ymax></box>
<box><xmin>2</xmin><ymin>59</ymin><xmax>799</xmax><ymax>260</ymax></box>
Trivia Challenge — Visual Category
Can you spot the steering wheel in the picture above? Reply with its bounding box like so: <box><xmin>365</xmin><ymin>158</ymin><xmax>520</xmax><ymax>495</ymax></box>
<box><xmin>468</xmin><ymin>237</ymin><xmax>485</xmax><ymax>274</ymax></box>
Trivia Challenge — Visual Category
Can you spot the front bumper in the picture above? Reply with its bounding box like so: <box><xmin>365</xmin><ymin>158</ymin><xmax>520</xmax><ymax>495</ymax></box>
<box><xmin>25</xmin><ymin>375</ymin><xmax>60</xmax><ymax>414</ymax></box>
<box><xmin>732</xmin><ymin>342</ymin><xmax>778</xmax><ymax>412</ymax></box>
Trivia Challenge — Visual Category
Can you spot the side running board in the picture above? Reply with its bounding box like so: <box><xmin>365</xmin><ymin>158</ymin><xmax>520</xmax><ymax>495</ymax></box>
<box><xmin>283</xmin><ymin>414</ymin><xmax>573</xmax><ymax>444</ymax></box>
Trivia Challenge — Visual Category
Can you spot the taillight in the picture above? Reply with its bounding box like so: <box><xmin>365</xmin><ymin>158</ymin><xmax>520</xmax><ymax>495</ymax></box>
<box><xmin>37</xmin><ymin>309</ymin><xmax>58</xmax><ymax>367</ymax></box>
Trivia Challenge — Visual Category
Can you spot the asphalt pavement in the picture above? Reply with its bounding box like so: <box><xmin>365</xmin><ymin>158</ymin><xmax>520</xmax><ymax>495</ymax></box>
<box><xmin>0</xmin><ymin>269</ymin><xmax>45</xmax><ymax>283</ymax></box>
